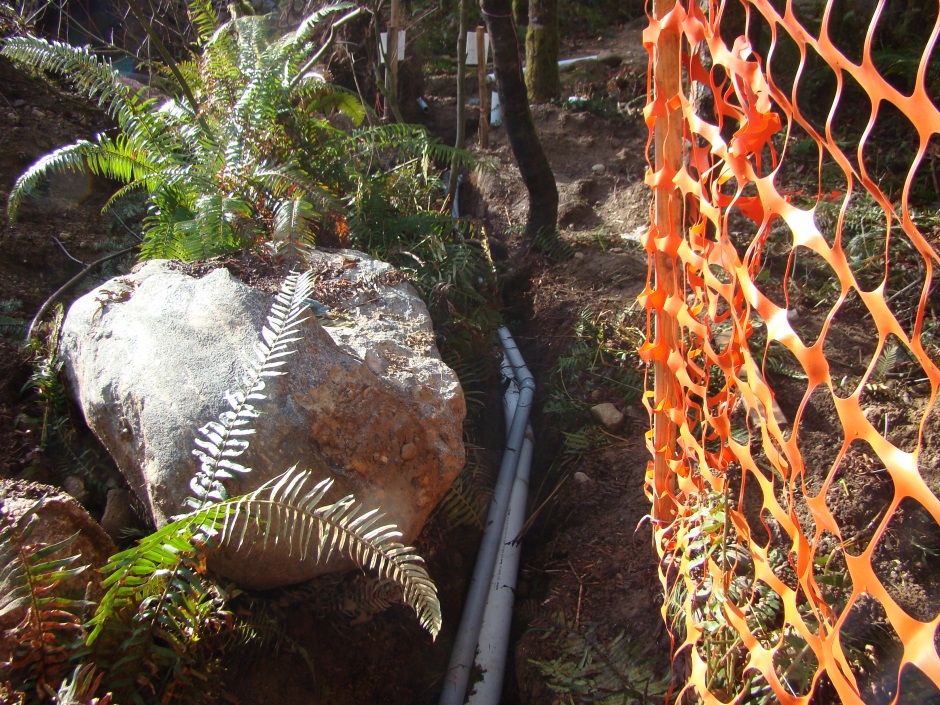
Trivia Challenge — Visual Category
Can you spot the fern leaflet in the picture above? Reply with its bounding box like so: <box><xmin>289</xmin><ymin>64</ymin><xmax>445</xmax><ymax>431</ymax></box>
<box><xmin>188</xmin><ymin>269</ymin><xmax>312</xmax><ymax>510</ymax></box>
<box><xmin>0</xmin><ymin>498</ymin><xmax>90</xmax><ymax>698</ymax></box>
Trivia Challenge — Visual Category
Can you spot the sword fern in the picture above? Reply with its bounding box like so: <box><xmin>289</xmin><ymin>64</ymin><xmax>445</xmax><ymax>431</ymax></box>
<box><xmin>2</xmin><ymin>2</ymin><xmax>470</xmax><ymax>262</ymax></box>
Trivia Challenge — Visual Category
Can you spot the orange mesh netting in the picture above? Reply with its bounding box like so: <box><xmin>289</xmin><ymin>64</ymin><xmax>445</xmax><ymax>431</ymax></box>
<box><xmin>641</xmin><ymin>0</ymin><xmax>940</xmax><ymax>702</ymax></box>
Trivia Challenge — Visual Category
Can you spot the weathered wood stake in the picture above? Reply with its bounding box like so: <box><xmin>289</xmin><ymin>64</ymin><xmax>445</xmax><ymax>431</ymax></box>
<box><xmin>651</xmin><ymin>0</ymin><xmax>681</xmax><ymax>524</ymax></box>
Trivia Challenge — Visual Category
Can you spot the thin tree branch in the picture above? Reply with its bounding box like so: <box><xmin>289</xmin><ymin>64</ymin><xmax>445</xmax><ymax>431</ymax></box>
<box><xmin>26</xmin><ymin>244</ymin><xmax>140</xmax><ymax>342</ymax></box>
<box><xmin>51</xmin><ymin>236</ymin><xmax>86</xmax><ymax>265</ymax></box>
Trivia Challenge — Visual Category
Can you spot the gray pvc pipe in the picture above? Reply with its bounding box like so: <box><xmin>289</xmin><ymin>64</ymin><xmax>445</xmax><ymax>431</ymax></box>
<box><xmin>466</xmin><ymin>357</ymin><xmax>534</xmax><ymax>704</ymax></box>
<box><xmin>439</xmin><ymin>327</ymin><xmax>535</xmax><ymax>705</ymax></box>
<box><xmin>488</xmin><ymin>54</ymin><xmax>599</xmax><ymax>81</ymax></box>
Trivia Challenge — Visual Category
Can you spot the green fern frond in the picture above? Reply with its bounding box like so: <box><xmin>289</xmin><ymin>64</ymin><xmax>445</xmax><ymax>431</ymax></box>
<box><xmin>231</xmin><ymin>13</ymin><xmax>272</xmax><ymax>81</ymax></box>
<box><xmin>290</xmin><ymin>2</ymin><xmax>354</xmax><ymax>49</ymax></box>
<box><xmin>301</xmin><ymin>84</ymin><xmax>367</xmax><ymax>127</ymax></box>
<box><xmin>6</xmin><ymin>140</ymin><xmax>92</xmax><ymax>221</ymax></box>
<box><xmin>872</xmin><ymin>341</ymin><xmax>899</xmax><ymax>383</ymax></box>
<box><xmin>53</xmin><ymin>664</ymin><xmax>113</xmax><ymax>705</ymax></box>
<box><xmin>0</xmin><ymin>509</ymin><xmax>33</xmax><ymax>622</ymax></box>
<box><xmin>7</xmin><ymin>134</ymin><xmax>161</xmax><ymax>221</ymax></box>
<box><xmin>92</xmin><ymin>466</ymin><xmax>442</xmax><ymax>646</ymax></box>
<box><xmin>532</xmin><ymin>623</ymin><xmax>671</xmax><ymax>702</ymax></box>
<box><xmin>189</xmin><ymin>269</ymin><xmax>312</xmax><ymax>510</ymax></box>
<box><xmin>254</xmin><ymin>166</ymin><xmax>342</xmax><ymax>213</ymax></box>
<box><xmin>271</xmin><ymin>198</ymin><xmax>317</xmax><ymax>256</ymax></box>
<box><xmin>0</xmin><ymin>37</ymin><xmax>124</xmax><ymax>112</ymax></box>
<box><xmin>187</xmin><ymin>0</ymin><xmax>220</xmax><ymax>44</ymax></box>
<box><xmin>139</xmin><ymin>190</ymin><xmax>195</xmax><ymax>260</ymax></box>
<box><xmin>90</xmin><ymin>533</ymin><xmax>221</xmax><ymax>701</ymax></box>
<box><xmin>533</xmin><ymin>230</ymin><xmax>575</xmax><ymax>261</ymax></box>
<box><xmin>209</xmin><ymin>467</ymin><xmax>442</xmax><ymax>639</ymax></box>
<box><xmin>0</xmin><ymin>37</ymin><xmax>169</xmax><ymax>151</ymax></box>
<box><xmin>0</xmin><ymin>498</ymin><xmax>90</xmax><ymax>697</ymax></box>
<box><xmin>352</xmin><ymin>123</ymin><xmax>474</xmax><ymax>171</ymax></box>
<box><xmin>433</xmin><ymin>460</ymin><xmax>492</xmax><ymax>530</ymax></box>
<box><xmin>87</xmin><ymin>508</ymin><xmax>215</xmax><ymax>646</ymax></box>
<box><xmin>83</xmin><ymin>133</ymin><xmax>159</xmax><ymax>183</ymax></box>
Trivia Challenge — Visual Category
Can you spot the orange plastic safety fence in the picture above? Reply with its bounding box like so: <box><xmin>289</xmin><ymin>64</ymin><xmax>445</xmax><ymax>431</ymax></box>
<box><xmin>641</xmin><ymin>0</ymin><xmax>940</xmax><ymax>703</ymax></box>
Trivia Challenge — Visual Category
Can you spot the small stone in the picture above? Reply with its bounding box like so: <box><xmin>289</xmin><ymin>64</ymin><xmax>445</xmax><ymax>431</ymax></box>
<box><xmin>365</xmin><ymin>349</ymin><xmax>386</xmax><ymax>375</ymax></box>
<box><xmin>61</xmin><ymin>475</ymin><xmax>86</xmax><ymax>501</ymax></box>
<box><xmin>590</xmin><ymin>402</ymin><xmax>624</xmax><ymax>429</ymax></box>
<box><xmin>12</xmin><ymin>99</ymin><xmax>26</xmax><ymax>107</ymax></box>
<box><xmin>609</xmin><ymin>247</ymin><xmax>624</xmax><ymax>253</ymax></box>
<box><xmin>591</xmin><ymin>163</ymin><xmax>606</xmax><ymax>175</ymax></box>
<box><xmin>573</xmin><ymin>471</ymin><xmax>591</xmax><ymax>484</ymax></box>
<box><xmin>573</xmin><ymin>251</ymin><xmax>585</xmax><ymax>259</ymax></box>
<box><xmin>100</xmin><ymin>488</ymin><xmax>137</xmax><ymax>543</ymax></box>
<box><xmin>6</xmin><ymin>112</ymin><xmax>19</xmax><ymax>125</ymax></box>
<box><xmin>400</xmin><ymin>442</ymin><xmax>417</xmax><ymax>461</ymax></box>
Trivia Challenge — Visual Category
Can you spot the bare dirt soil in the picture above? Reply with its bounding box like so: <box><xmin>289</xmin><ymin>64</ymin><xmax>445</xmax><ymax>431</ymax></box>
<box><xmin>2</xmin><ymin>13</ymin><xmax>939</xmax><ymax>705</ymax></box>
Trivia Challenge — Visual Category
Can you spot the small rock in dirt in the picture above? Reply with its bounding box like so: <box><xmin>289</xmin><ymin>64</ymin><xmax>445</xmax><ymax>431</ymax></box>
<box><xmin>100</xmin><ymin>488</ymin><xmax>138</xmax><ymax>543</ymax></box>
<box><xmin>6</xmin><ymin>112</ymin><xmax>19</xmax><ymax>125</ymax></box>
<box><xmin>591</xmin><ymin>402</ymin><xmax>624</xmax><ymax>429</ymax></box>
<box><xmin>610</xmin><ymin>247</ymin><xmax>624</xmax><ymax>253</ymax></box>
<box><xmin>558</xmin><ymin>201</ymin><xmax>598</xmax><ymax>230</ymax></box>
<box><xmin>12</xmin><ymin>99</ymin><xmax>25</xmax><ymax>108</ymax></box>
<box><xmin>573</xmin><ymin>251</ymin><xmax>585</xmax><ymax>259</ymax></box>
<box><xmin>573</xmin><ymin>471</ymin><xmax>592</xmax><ymax>484</ymax></box>
<box><xmin>591</xmin><ymin>163</ymin><xmax>606</xmax><ymax>176</ymax></box>
<box><xmin>61</xmin><ymin>475</ymin><xmax>86</xmax><ymax>501</ymax></box>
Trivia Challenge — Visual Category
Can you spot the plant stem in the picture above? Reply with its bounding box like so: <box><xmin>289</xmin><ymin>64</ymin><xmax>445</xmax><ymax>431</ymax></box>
<box><xmin>448</xmin><ymin>0</ymin><xmax>468</xmax><ymax>203</ymax></box>
<box><xmin>125</xmin><ymin>0</ymin><xmax>207</xmax><ymax>130</ymax></box>
<box><xmin>289</xmin><ymin>7</ymin><xmax>365</xmax><ymax>93</ymax></box>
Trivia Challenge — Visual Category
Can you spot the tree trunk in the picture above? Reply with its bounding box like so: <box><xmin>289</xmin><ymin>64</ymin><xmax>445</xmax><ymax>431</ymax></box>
<box><xmin>448</xmin><ymin>0</ymin><xmax>469</xmax><ymax>202</ymax></box>
<box><xmin>524</xmin><ymin>0</ymin><xmax>559</xmax><ymax>101</ymax></box>
<box><xmin>512</xmin><ymin>0</ymin><xmax>527</xmax><ymax>28</ymax></box>
<box><xmin>481</xmin><ymin>0</ymin><xmax>557</xmax><ymax>241</ymax></box>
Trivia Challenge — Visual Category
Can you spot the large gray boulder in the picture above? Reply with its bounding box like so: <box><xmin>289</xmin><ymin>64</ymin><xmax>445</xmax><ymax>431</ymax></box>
<box><xmin>61</xmin><ymin>251</ymin><xmax>466</xmax><ymax>589</ymax></box>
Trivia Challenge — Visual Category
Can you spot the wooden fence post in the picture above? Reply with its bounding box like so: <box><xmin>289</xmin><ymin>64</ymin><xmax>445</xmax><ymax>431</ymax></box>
<box><xmin>651</xmin><ymin>0</ymin><xmax>681</xmax><ymax>524</ymax></box>
<box><xmin>476</xmin><ymin>26</ymin><xmax>489</xmax><ymax>148</ymax></box>
<box><xmin>386</xmin><ymin>0</ymin><xmax>400</xmax><ymax>116</ymax></box>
